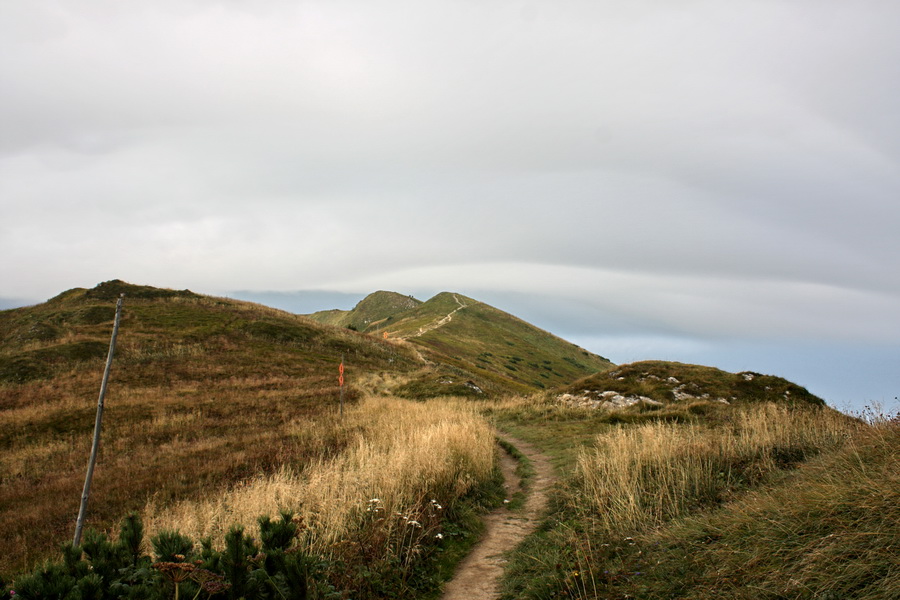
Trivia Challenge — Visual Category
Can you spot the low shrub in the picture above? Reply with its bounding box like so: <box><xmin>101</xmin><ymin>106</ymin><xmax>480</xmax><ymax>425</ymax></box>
<box><xmin>5</xmin><ymin>512</ymin><xmax>335</xmax><ymax>600</ymax></box>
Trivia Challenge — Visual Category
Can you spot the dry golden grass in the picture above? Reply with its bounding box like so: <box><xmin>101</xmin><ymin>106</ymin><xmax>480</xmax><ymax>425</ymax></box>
<box><xmin>0</xmin><ymin>367</ymin><xmax>343</xmax><ymax>576</ymax></box>
<box><xmin>535</xmin><ymin>414</ymin><xmax>899</xmax><ymax>600</ymax></box>
<box><xmin>142</xmin><ymin>397</ymin><xmax>495</xmax><ymax>559</ymax></box>
<box><xmin>573</xmin><ymin>403</ymin><xmax>858</xmax><ymax>533</ymax></box>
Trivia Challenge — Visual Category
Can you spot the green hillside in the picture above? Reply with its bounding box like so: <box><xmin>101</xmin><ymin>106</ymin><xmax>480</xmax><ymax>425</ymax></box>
<box><xmin>308</xmin><ymin>291</ymin><xmax>615</xmax><ymax>395</ymax></box>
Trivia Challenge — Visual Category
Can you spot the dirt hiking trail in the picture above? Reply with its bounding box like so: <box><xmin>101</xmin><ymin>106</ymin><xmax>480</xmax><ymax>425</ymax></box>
<box><xmin>402</xmin><ymin>294</ymin><xmax>469</xmax><ymax>340</ymax></box>
<box><xmin>440</xmin><ymin>434</ymin><xmax>556</xmax><ymax>600</ymax></box>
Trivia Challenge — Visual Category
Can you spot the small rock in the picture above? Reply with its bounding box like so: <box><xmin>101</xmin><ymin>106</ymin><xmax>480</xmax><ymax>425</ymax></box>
<box><xmin>465</xmin><ymin>380</ymin><xmax>483</xmax><ymax>394</ymax></box>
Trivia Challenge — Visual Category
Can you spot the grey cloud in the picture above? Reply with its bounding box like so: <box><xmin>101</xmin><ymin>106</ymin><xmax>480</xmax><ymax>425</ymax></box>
<box><xmin>2</xmin><ymin>1</ymin><xmax>899</xmax><ymax>407</ymax></box>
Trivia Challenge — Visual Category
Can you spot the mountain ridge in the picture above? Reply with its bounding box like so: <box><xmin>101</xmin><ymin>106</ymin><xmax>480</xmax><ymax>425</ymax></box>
<box><xmin>306</xmin><ymin>289</ymin><xmax>615</xmax><ymax>393</ymax></box>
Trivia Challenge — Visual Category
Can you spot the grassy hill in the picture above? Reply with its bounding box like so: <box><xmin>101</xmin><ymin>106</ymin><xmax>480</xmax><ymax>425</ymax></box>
<box><xmin>308</xmin><ymin>291</ymin><xmax>615</xmax><ymax>396</ymax></box>
<box><xmin>0</xmin><ymin>280</ymin><xmax>433</xmax><ymax>577</ymax></box>
<box><xmin>307</xmin><ymin>290</ymin><xmax>422</xmax><ymax>331</ymax></box>
<box><xmin>557</xmin><ymin>360</ymin><xmax>825</xmax><ymax>409</ymax></box>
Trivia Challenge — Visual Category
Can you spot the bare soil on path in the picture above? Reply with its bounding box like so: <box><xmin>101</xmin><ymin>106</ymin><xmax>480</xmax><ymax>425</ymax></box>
<box><xmin>403</xmin><ymin>294</ymin><xmax>469</xmax><ymax>339</ymax></box>
<box><xmin>440</xmin><ymin>433</ymin><xmax>556</xmax><ymax>600</ymax></box>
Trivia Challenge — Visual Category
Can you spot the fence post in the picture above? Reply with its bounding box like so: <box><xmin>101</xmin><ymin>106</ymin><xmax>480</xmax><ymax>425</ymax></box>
<box><xmin>73</xmin><ymin>294</ymin><xmax>124</xmax><ymax>547</ymax></box>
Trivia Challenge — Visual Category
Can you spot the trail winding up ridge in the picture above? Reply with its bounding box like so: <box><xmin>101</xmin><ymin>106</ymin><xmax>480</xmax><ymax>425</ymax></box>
<box><xmin>405</xmin><ymin>294</ymin><xmax>469</xmax><ymax>339</ymax></box>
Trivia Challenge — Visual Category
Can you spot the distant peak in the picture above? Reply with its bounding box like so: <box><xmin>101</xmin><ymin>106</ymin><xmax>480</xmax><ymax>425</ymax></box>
<box><xmin>354</xmin><ymin>291</ymin><xmax>422</xmax><ymax>310</ymax></box>
<box><xmin>85</xmin><ymin>280</ymin><xmax>200</xmax><ymax>301</ymax></box>
<box><xmin>423</xmin><ymin>291</ymin><xmax>477</xmax><ymax>306</ymax></box>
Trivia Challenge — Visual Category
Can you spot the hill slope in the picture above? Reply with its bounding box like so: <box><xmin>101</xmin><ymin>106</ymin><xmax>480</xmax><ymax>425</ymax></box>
<box><xmin>0</xmin><ymin>280</ymin><xmax>429</xmax><ymax>576</ymax></box>
<box><xmin>307</xmin><ymin>291</ymin><xmax>615</xmax><ymax>395</ymax></box>
<box><xmin>307</xmin><ymin>290</ymin><xmax>422</xmax><ymax>331</ymax></box>
<box><xmin>558</xmin><ymin>360</ymin><xmax>825</xmax><ymax>409</ymax></box>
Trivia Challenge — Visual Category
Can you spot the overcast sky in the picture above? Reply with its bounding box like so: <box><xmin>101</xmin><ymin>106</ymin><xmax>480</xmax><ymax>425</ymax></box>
<box><xmin>2</xmin><ymin>1</ymin><xmax>899</xmax><ymax>412</ymax></box>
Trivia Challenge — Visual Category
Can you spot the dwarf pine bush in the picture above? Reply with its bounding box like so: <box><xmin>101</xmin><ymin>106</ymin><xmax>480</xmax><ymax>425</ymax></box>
<box><xmin>5</xmin><ymin>512</ymin><xmax>333</xmax><ymax>600</ymax></box>
<box><xmin>150</xmin><ymin>530</ymin><xmax>194</xmax><ymax>563</ymax></box>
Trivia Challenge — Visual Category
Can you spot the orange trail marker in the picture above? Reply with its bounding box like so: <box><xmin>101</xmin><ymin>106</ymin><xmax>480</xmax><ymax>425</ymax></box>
<box><xmin>339</xmin><ymin>355</ymin><xmax>345</xmax><ymax>418</ymax></box>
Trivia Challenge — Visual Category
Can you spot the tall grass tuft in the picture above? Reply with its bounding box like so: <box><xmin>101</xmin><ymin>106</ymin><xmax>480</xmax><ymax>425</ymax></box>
<box><xmin>573</xmin><ymin>403</ymin><xmax>855</xmax><ymax>534</ymax></box>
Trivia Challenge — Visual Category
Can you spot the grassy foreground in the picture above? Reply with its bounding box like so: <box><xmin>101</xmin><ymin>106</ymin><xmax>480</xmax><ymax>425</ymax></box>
<box><xmin>3</xmin><ymin>397</ymin><xmax>504</xmax><ymax>598</ymax></box>
<box><xmin>488</xmin><ymin>396</ymin><xmax>898</xmax><ymax>599</ymax></box>
<box><xmin>143</xmin><ymin>398</ymin><xmax>498</xmax><ymax>585</ymax></box>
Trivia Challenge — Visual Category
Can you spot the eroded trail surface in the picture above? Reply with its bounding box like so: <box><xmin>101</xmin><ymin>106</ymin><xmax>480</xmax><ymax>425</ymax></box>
<box><xmin>440</xmin><ymin>434</ymin><xmax>556</xmax><ymax>600</ymax></box>
<box><xmin>405</xmin><ymin>294</ymin><xmax>469</xmax><ymax>339</ymax></box>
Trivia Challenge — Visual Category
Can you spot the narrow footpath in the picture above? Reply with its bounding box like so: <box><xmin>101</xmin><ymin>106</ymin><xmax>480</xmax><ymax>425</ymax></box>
<box><xmin>440</xmin><ymin>434</ymin><xmax>556</xmax><ymax>600</ymax></box>
<box><xmin>405</xmin><ymin>294</ymin><xmax>469</xmax><ymax>339</ymax></box>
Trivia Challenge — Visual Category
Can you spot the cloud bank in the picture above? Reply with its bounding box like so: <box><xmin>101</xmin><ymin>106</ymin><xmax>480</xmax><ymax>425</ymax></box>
<box><xmin>2</xmin><ymin>1</ymin><xmax>899</xmax><ymax>408</ymax></box>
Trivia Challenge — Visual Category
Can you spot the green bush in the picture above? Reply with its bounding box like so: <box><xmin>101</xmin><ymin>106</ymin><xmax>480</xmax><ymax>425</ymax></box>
<box><xmin>150</xmin><ymin>530</ymin><xmax>194</xmax><ymax>563</ymax></box>
<box><xmin>6</xmin><ymin>512</ymin><xmax>335</xmax><ymax>600</ymax></box>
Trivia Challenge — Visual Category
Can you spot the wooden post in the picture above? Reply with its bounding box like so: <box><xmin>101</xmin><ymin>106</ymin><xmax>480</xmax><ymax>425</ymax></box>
<box><xmin>73</xmin><ymin>294</ymin><xmax>124</xmax><ymax>547</ymax></box>
<box><xmin>339</xmin><ymin>354</ymin><xmax>344</xmax><ymax>419</ymax></box>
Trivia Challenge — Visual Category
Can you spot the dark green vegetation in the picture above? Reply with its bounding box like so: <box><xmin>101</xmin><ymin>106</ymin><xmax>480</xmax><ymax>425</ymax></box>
<box><xmin>308</xmin><ymin>291</ymin><xmax>615</xmax><ymax>394</ymax></box>
<box><xmin>5</xmin><ymin>511</ymin><xmax>333</xmax><ymax>600</ymax></box>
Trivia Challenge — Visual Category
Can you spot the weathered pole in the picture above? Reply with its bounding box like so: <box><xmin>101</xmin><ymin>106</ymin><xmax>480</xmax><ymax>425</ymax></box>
<box><xmin>73</xmin><ymin>294</ymin><xmax>124</xmax><ymax>547</ymax></box>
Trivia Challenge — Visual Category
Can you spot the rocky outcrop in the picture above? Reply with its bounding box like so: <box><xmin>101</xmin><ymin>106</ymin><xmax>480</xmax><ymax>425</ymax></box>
<box><xmin>557</xmin><ymin>390</ymin><xmax>664</xmax><ymax>410</ymax></box>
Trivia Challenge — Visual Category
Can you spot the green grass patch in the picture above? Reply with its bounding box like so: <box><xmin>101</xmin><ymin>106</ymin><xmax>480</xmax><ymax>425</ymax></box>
<box><xmin>495</xmin><ymin>437</ymin><xmax>535</xmax><ymax>510</ymax></box>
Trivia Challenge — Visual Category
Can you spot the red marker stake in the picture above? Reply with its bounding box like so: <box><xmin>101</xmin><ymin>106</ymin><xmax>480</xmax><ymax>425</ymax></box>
<box><xmin>339</xmin><ymin>355</ymin><xmax>344</xmax><ymax>418</ymax></box>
